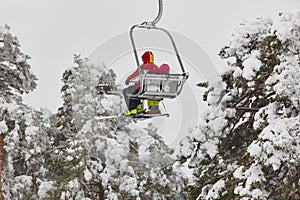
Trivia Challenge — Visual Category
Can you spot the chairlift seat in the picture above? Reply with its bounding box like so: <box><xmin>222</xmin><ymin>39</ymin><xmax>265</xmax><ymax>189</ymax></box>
<box><xmin>129</xmin><ymin>71</ymin><xmax>188</xmax><ymax>100</ymax></box>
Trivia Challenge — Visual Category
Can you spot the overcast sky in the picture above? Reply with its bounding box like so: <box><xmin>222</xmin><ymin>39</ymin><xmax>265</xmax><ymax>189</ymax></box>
<box><xmin>1</xmin><ymin>0</ymin><xmax>300</xmax><ymax>111</ymax></box>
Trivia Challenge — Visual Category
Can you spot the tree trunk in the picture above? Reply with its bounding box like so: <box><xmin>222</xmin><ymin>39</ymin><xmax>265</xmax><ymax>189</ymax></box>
<box><xmin>0</xmin><ymin>134</ymin><xmax>6</xmax><ymax>200</ymax></box>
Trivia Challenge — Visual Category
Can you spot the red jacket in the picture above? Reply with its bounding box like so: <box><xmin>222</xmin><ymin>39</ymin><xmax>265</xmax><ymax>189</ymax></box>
<box><xmin>126</xmin><ymin>62</ymin><xmax>159</xmax><ymax>82</ymax></box>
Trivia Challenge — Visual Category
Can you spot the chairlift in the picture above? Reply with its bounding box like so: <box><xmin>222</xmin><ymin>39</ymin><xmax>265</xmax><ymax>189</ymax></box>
<box><xmin>98</xmin><ymin>0</ymin><xmax>189</xmax><ymax>119</ymax></box>
<box><xmin>128</xmin><ymin>0</ymin><xmax>189</xmax><ymax>102</ymax></box>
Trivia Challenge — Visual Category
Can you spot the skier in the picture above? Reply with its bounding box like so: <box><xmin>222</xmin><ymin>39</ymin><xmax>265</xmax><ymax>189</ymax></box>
<box><xmin>123</xmin><ymin>51</ymin><xmax>162</xmax><ymax>115</ymax></box>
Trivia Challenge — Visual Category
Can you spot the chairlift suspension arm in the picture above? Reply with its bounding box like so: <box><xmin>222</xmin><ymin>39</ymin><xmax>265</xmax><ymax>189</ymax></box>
<box><xmin>130</xmin><ymin>0</ymin><xmax>163</xmax><ymax>75</ymax></box>
<box><xmin>155</xmin><ymin>27</ymin><xmax>186</xmax><ymax>74</ymax></box>
<box><xmin>147</xmin><ymin>0</ymin><xmax>163</xmax><ymax>26</ymax></box>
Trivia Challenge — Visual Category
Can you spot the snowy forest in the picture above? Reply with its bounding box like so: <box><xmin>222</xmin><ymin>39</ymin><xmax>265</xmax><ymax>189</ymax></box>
<box><xmin>0</xmin><ymin>11</ymin><xmax>299</xmax><ymax>200</ymax></box>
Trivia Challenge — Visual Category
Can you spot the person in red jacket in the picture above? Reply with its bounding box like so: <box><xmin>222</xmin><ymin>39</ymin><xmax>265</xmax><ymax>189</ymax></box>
<box><xmin>125</xmin><ymin>51</ymin><xmax>159</xmax><ymax>85</ymax></box>
<box><xmin>123</xmin><ymin>51</ymin><xmax>159</xmax><ymax>115</ymax></box>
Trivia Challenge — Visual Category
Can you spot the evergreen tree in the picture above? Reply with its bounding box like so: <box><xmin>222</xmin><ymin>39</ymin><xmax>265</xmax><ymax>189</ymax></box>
<box><xmin>180</xmin><ymin>12</ymin><xmax>300</xmax><ymax>199</ymax></box>
<box><xmin>0</xmin><ymin>25</ymin><xmax>53</xmax><ymax>199</ymax></box>
<box><xmin>0</xmin><ymin>24</ymin><xmax>37</xmax><ymax>99</ymax></box>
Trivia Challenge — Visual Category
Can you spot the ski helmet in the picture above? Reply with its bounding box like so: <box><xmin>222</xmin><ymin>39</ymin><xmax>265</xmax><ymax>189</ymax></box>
<box><xmin>142</xmin><ymin>51</ymin><xmax>154</xmax><ymax>63</ymax></box>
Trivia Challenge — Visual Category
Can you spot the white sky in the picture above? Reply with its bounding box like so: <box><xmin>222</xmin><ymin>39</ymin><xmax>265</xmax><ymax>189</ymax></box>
<box><xmin>1</xmin><ymin>0</ymin><xmax>300</xmax><ymax>111</ymax></box>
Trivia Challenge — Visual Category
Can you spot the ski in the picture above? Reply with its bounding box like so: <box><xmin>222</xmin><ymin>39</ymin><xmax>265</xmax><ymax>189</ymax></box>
<box><xmin>94</xmin><ymin>113</ymin><xmax>169</xmax><ymax>120</ymax></box>
<box><xmin>94</xmin><ymin>115</ymin><xmax>124</xmax><ymax>120</ymax></box>
<box><xmin>131</xmin><ymin>113</ymin><xmax>170</xmax><ymax>119</ymax></box>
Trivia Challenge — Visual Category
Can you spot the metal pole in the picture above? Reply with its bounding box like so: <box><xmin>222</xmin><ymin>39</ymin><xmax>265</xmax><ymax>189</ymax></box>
<box><xmin>152</xmin><ymin>0</ymin><xmax>163</xmax><ymax>25</ymax></box>
<box><xmin>155</xmin><ymin>27</ymin><xmax>186</xmax><ymax>74</ymax></box>
<box><xmin>130</xmin><ymin>25</ymin><xmax>140</xmax><ymax>68</ymax></box>
<box><xmin>131</xmin><ymin>0</ymin><xmax>164</xmax><ymax>69</ymax></box>
<box><xmin>142</xmin><ymin>0</ymin><xmax>163</xmax><ymax>26</ymax></box>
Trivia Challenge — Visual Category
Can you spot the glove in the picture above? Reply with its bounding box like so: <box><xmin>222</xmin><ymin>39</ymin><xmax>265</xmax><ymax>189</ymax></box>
<box><xmin>125</xmin><ymin>79</ymin><xmax>130</xmax><ymax>85</ymax></box>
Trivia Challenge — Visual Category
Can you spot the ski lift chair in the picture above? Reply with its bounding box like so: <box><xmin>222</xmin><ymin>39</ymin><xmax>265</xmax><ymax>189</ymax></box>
<box><xmin>128</xmin><ymin>0</ymin><xmax>189</xmax><ymax>102</ymax></box>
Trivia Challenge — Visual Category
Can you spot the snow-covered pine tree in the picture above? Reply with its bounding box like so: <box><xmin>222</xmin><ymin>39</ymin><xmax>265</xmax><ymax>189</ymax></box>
<box><xmin>0</xmin><ymin>25</ymin><xmax>37</xmax><ymax>99</ymax></box>
<box><xmin>0</xmin><ymin>25</ymin><xmax>53</xmax><ymax>199</ymax></box>
<box><xmin>179</xmin><ymin>12</ymin><xmax>300</xmax><ymax>199</ymax></box>
<box><xmin>46</xmin><ymin>55</ymin><xmax>108</xmax><ymax>199</ymax></box>
<box><xmin>49</xmin><ymin>55</ymin><xmax>189</xmax><ymax>199</ymax></box>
